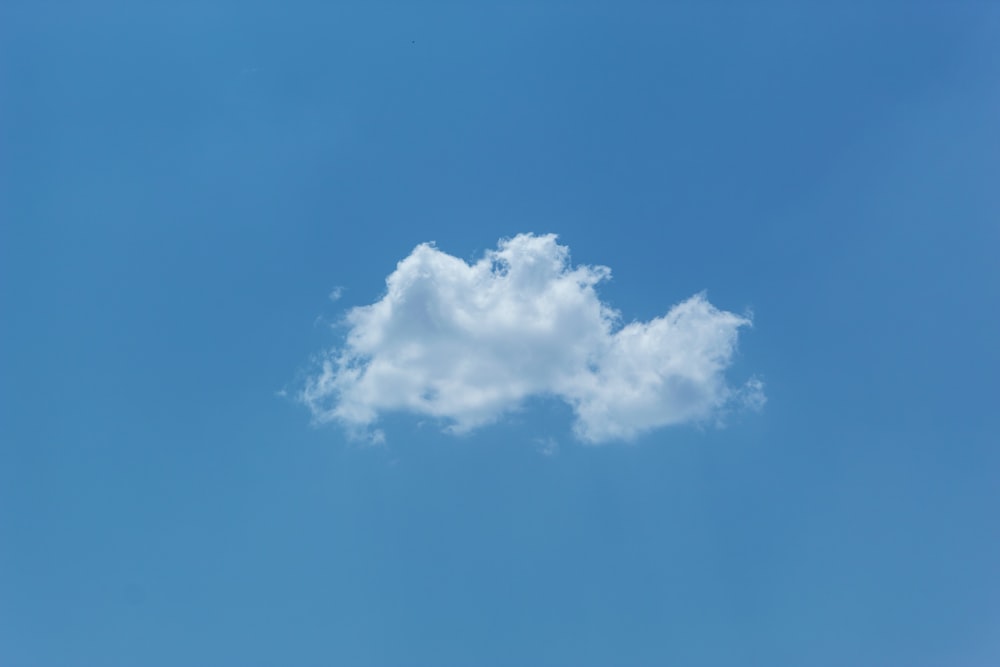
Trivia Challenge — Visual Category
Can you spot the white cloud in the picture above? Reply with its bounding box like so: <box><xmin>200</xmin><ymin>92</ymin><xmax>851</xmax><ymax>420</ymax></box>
<box><xmin>300</xmin><ymin>233</ymin><xmax>760</xmax><ymax>443</ymax></box>
<box><xmin>535</xmin><ymin>437</ymin><xmax>560</xmax><ymax>457</ymax></box>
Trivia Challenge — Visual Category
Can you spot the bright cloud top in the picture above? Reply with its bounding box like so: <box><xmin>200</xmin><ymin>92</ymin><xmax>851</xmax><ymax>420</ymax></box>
<box><xmin>302</xmin><ymin>234</ymin><xmax>761</xmax><ymax>443</ymax></box>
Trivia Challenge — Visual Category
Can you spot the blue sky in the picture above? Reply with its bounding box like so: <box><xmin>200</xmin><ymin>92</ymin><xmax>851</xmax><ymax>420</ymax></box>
<box><xmin>2</xmin><ymin>2</ymin><xmax>999</xmax><ymax>666</ymax></box>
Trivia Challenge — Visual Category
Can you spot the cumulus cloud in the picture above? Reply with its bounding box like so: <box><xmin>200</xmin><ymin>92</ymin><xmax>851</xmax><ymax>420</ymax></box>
<box><xmin>301</xmin><ymin>233</ymin><xmax>761</xmax><ymax>443</ymax></box>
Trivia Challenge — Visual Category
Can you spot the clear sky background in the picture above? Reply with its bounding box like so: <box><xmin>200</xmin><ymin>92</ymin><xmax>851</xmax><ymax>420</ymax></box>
<box><xmin>2</xmin><ymin>3</ymin><xmax>999</xmax><ymax>666</ymax></box>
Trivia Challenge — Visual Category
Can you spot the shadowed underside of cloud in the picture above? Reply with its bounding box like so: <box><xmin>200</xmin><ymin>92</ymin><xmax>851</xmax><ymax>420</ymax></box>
<box><xmin>301</xmin><ymin>233</ymin><xmax>762</xmax><ymax>443</ymax></box>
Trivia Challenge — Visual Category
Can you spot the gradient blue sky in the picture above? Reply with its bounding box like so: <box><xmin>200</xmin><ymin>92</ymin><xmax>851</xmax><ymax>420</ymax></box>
<box><xmin>2</xmin><ymin>3</ymin><xmax>999</xmax><ymax>666</ymax></box>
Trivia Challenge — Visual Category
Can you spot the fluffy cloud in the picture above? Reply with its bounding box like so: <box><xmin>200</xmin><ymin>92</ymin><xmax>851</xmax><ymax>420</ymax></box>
<box><xmin>301</xmin><ymin>234</ymin><xmax>761</xmax><ymax>443</ymax></box>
